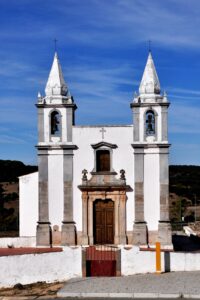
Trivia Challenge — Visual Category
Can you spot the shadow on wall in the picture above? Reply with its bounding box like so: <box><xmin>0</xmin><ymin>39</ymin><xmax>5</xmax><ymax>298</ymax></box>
<box><xmin>164</xmin><ymin>234</ymin><xmax>200</xmax><ymax>273</ymax></box>
<box><xmin>172</xmin><ymin>234</ymin><xmax>200</xmax><ymax>252</ymax></box>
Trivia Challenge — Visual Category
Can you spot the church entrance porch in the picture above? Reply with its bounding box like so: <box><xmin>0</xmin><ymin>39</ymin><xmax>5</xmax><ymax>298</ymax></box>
<box><xmin>93</xmin><ymin>199</ymin><xmax>114</xmax><ymax>245</ymax></box>
<box><xmin>78</xmin><ymin>171</ymin><xmax>131</xmax><ymax>246</ymax></box>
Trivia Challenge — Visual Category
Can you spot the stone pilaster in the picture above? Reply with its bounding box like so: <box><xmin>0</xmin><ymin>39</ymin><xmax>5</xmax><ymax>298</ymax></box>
<box><xmin>158</xmin><ymin>147</ymin><xmax>172</xmax><ymax>246</ymax></box>
<box><xmin>132</xmin><ymin>146</ymin><xmax>147</xmax><ymax>245</ymax></box>
<box><xmin>82</xmin><ymin>192</ymin><xmax>89</xmax><ymax>245</ymax></box>
<box><xmin>133</xmin><ymin>106</ymin><xmax>140</xmax><ymax>141</ymax></box>
<box><xmin>119</xmin><ymin>191</ymin><xmax>127</xmax><ymax>244</ymax></box>
<box><xmin>36</xmin><ymin>150</ymin><xmax>51</xmax><ymax>246</ymax></box>
<box><xmin>88</xmin><ymin>198</ymin><xmax>94</xmax><ymax>245</ymax></box>
<box><xmin>61</xmin><ymin>149</ymin><xmax>76</xmax><ymax>245</ymax></box>
<box><xmin>161</xmin><ymin>104</ymin><xmax>169</xmax><ymax>142</ymax></box>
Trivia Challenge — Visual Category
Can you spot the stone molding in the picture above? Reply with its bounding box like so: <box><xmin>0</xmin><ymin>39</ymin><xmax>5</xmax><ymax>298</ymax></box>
<box><xmin>36</xmin><ymin>144</ymin><xmax>78</xmax><ymax>150</ymax></box>
<box><xmin>36</xmin><ymin>102</ymin><xmax>77</xmax><ymax>110</ymax></box>
<box><xmin>132</xmin><ymin>143</ymin><xmax>171</xmax><ymax>149</ymax></box>
<box><xmin>81</xmin><ymin>190</ymin><xmax>127</xmax><ymax>245</ymax></box>
<box><xmin>91</xmin><ymin>141</ymin><xmax>118</xmax><ymax>149</ymax></box>
<box><xmin>130</xmin><ymin>102</ymin><xmax>170</xmax><ymax>108</ymax></box>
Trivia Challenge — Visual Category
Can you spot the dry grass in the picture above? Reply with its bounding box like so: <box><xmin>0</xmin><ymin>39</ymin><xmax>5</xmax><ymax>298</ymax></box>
<box><xmin>0</xmin><ymin>281</ymin><xmax>64</xmax><ymax>297</ymax></box>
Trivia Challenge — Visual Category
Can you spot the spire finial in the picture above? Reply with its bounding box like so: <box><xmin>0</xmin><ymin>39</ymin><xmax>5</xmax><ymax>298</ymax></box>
<box><xmin>139</xmin><ymin>50</ymin><xmax>160</xmax><ymax>95</ymax></box>
<box><xmin>148</xmin><ymin>40</ymin><xmax>151</xmax><ymax>53</ymax></box>
<box><xmin>45</xmin><ymin>49</ymin><xmax>68</xmax><ymax>96</ymax></box>
<box><xmin>54</xmin><ymin>38</ymin><xmax>58</xmax><ymax>52</ymax></box>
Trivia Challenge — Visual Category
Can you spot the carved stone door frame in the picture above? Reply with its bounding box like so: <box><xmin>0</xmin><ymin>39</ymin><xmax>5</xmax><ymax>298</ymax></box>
<box><xmin>81</xmin><ymin>190</ymin><xmax>127</xmax><ymax>245</ymax></box>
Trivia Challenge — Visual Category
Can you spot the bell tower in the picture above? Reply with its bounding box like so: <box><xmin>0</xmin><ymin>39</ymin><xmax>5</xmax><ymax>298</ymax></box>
<box><xmin>131</xmin><ymin>52</ymin><xmax>172</xmax><ymax>246</ymax></box>
<box><xmin>36</xmin><ymin>52</ymin><xmax>77</xmax><ymax>246</ymax></box>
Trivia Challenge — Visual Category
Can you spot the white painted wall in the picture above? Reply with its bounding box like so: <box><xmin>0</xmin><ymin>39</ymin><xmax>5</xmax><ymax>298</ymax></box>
<box><xmin>2</xmin><ymin>245</ymin><xmax>200</xmax><ymax>287</ymax></box>
<box><xmin>144</xmin><ymin>150</ymin><xmax>160</xmax><ymax>231</ymax></box>
<box><xmin>19</xmin><ymin>172</ymin><xmax>38</xmax><ymax>237</ymax></box>
<box><xmin>0</xmin><ymin>237</ymin><xmax>36</xmax><ymax>248</ymax></box>
<box><xmin>20</xmin><ymin>125</ymin><xmax>135</xmax><ymax>238</ymax></box>
<box><xmin>121</xmin><ymin>246</ymin><xmax>165</xmax><ymax>275</ymax></box>
<box><xmin>73</xmin><ymin>125</ymin><xmax>134</xmax><ymax>231</ymax></box>
<box><xmin>0</xmin><ymin>246</ymin><xmax>82</xmax><ymax>288</ymax></box>
<box><xmin>122</xmin><ymin>247</ymin><xmax>200</xmax><ymax>275</ymax></box>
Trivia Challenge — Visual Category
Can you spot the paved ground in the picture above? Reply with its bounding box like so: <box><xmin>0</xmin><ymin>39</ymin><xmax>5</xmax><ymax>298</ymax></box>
<box><xmin>1</xmin><ymin>271</ymin><xmax>200</xmax><ymax>299</ymax></box>
<box><xmin>58</xmin><ymin>271</ymin><xmax>200</xmax><ymax>298</ymax></box>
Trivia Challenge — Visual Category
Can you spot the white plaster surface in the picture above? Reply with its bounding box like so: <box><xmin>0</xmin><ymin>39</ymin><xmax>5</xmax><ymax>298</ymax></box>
<box><xmin>144</xmin><ymin>152</ymin><xmax>160</xmax><ymax>230</ymax></box>
<box><xmin>19</xmin><ymin>172</ymin><xmax>38</xmax><ymax>237</ymax></box>
<box><xmin>0</xmin><ymin>237</ymin><xmax>36</xmax><ymax>248</ymax></box>
<box><xmin>121</xmin><ymin>246</ymin><xmax>165</xmax><ymax>275</ymax></box>
<box><xmin>73</xmin><ymin>125</ymin><xmax>134</xmax><ymax>231</ymax></box>
<box><xmin>48</xmin><ymin>152</ymin><xmax>64</xmax><ymax>228</ymax></box>
<box><xmin>1</xmin><ymin>245</ymin><xmax>200</xmax><ymax>287</ymax></box>
<box><xmin>0</xmin><ymin>246</ymin><xmax>82</xmax><ymax>288</ymax></box>
<box><xmin>122</xmin><ymin>247</ymin><xmax>200</xmax><ymax>276</ymax></box>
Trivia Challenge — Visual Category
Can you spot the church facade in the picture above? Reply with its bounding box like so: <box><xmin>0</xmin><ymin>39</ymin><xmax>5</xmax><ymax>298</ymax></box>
<box><xmin>19</xmin><ymin>52</ymin><xmax>172</xmax><ymax>247</ymax></box>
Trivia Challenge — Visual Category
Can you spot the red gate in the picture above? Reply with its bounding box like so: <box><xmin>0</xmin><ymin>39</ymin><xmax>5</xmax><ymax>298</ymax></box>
<box><xmin>86</xmin><ymin>245</ymin><xmax>117</xmax><ymax>277</ymax></box>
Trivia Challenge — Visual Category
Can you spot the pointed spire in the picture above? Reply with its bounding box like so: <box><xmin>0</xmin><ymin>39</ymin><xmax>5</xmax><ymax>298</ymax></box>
<box><xmin>45</xmin><ymin>52</ymin><xmax>68</xmax><ymax>97</ymax></box>
<box><xmin>139</xmin><ymin>52</ymin><xmax>160</xmax><ymax>95</ymax></box>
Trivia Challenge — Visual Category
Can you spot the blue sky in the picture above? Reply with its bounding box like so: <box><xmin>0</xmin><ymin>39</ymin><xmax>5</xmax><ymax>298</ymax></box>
<box><xmin>0</xmin><ymin>0</ymin><xmax>200</xmax><ymax>165</ymax></box>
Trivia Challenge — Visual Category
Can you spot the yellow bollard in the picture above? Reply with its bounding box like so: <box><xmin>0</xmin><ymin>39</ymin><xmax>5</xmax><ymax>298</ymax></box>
<box><xmin>156</xmin><ymin>242</ymin><xmax>161</xmax><ymax>274</ymax></box>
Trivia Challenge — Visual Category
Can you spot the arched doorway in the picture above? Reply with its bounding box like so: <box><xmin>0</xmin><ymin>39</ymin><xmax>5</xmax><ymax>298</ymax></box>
<box><xmin>93</xmin><ymin>199</ymin><xmax>114</xmax><ymax>244</ymax></box>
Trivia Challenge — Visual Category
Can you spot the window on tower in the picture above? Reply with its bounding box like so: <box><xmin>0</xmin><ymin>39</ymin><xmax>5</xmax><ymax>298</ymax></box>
<box><xmin>50</xmin><ymin>111</ymin><xmax>61</xmax><ymax>136</ymax></box>
<box><xmin>146</xmin><ymin>110</ymin><xmax>155</xmax><ymax>135</ymax></box>
<box><xmin>96</xmin><ymin>150</ymin><xmax>110</xmax><ymax>172</ymax></box>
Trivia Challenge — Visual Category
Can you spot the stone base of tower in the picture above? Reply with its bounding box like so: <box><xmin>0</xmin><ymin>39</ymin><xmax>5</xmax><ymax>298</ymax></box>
<box><xmin>132</xmin><ymin>222</ymin><xmax>147</xmax><ymax>245</ymax></box>
<box><xmin>61</xmin><ymin>222</ymin><xmax>76</xmax><ymax>246</ymax></box>
<box><xmin>36</xmin><ymin>223</ymin><xmax>51</xmax><ymax>246</ymax></box>
<box><xmin>158</xmin><ymin>221</ymin><xmax>173</xmax><ymax>247</ymax></box>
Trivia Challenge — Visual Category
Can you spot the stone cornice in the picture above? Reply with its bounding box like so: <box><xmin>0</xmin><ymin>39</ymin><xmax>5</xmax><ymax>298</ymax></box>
<box><xmin>36</xmin><ymin>103</ymin><xmax>77</xmax><ymax>110</ymax></box>
<box><xmin>132</xmin><ymin>143</ymin><xmax>171</xmax><ymax>149</ymax></box>
<box><xmin>78</xmin><ymin>184</ymin><xmax>132</xmax><ymax>192</ymax></box>
<box><xmin>91</xmin><ymin>141</ymin><xmax>118</xmax><ymax>149</ymax></box>
<box><xmin>130</xmin><ymin>102</ymin><xmax>170</xmax><ymax>108</ymax></box>
<box><xmin>36</xmin><ymin>144</ymin><xmax>78</xmax><ymax>150</ymax></box>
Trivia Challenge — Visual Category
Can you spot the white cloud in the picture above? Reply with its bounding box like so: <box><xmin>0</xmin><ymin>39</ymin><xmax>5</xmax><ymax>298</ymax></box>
<box><xmin>0</xmin><ymin>135</ymin><xmax>27</xmax><ymax>144</ymax></box>
<box><xmin>170</xmin><ymin>104</ymin><xmax>200</xmax><ymax>134</ymax></box>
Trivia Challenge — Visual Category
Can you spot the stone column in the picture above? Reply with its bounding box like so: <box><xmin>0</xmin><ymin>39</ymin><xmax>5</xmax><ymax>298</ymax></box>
<box><xmin>119</xmin><ymin>191</ymin><xmax>127</xmax><ymax>244</ymax></box>
<box><xmin>114</xmin><ymin>196</ymin><xmax>120</xmax><ymax>245</ymax></box>
<box><xmin>36</xmin><ymin>149</ymin><xmax>51</xmax><ymax>246</ymax></box>
<box><xmin>61</xmin><ymin>149</ymin><xmax>76</xmax><ymax>245</ymax></box>
<box><xmin>82</xmin><ymin>191</ymin><xmax>89</xmax><ymax>245</ymax></box>
<box><xmin>158</xmin><ymin>147</ymin><xmax>172</xmax><ymax>246</ymax></box>
<box><xmin>132</xmin><ymin>146</ymin><xmax>147</xmax><ymax>245</ymax></box>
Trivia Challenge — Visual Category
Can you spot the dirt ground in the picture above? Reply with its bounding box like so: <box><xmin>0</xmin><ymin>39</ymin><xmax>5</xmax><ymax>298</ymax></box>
<box><xmin>0</xmin><ymin>281</ymin><xmax>64</xmax><ymax>297</ymax></box>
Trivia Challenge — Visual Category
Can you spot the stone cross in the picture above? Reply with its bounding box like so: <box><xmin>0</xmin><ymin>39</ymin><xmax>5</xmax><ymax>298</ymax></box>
<box><xmin>100</xmin><ymin>127</ymin><xmax>106</xmax><ymax>139</ymax></box>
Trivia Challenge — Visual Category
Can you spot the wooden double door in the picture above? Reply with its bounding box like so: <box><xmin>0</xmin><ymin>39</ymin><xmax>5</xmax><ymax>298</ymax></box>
<box><xmin>93</xmin><ymin>199</ymin><xmax>114</xmax><ymax>244</ymax></box>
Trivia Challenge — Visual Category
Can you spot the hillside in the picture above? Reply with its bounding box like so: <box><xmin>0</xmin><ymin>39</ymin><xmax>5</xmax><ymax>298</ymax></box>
<box><xmin>169</xmin><ymin>165</ymin><xmax>200</xmax><ymax>202</ymax></box>
<box><xmin>0</xmin><ymin>160</ymin><xmax>37</xmax><ymax>235</ymax></box>
<box><xmin>0</xmin><ymin>160</ymin><xmax>38</xmax><ymax>182</ymax></box>
<box><xmin>0</xmin><ymin>161</ymin><xmax>199</xmax><ymax>235</ymax></box>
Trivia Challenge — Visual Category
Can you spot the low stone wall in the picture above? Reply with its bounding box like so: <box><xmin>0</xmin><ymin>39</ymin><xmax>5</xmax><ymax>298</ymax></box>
<box><xmin>171</xmin><ymin>252</ymin><xmax>200</xmax><ymax>272</ymax></box>
<box><xmin>0</xmin><ymin>246</ymin><xmax>82</xmax><ymax>288</ymax></box>
<box><xmin>121</xmin><ymin>246</ymin><xmax>200</xmax><ymax>275</ymax></box>
<box><xmin>121</xmin><ymin>246</ymin><xmax>165</xmax><ymax>275</ymax></box>
<box><xmin>0</xmin><ymin>237</ymin><xmax>36</xmax><ymax>248</ymax></box>
<box><xmin>2</xmin><ymin>245</ymin><xmax>200</xmax><ymax>288</ymax></box>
